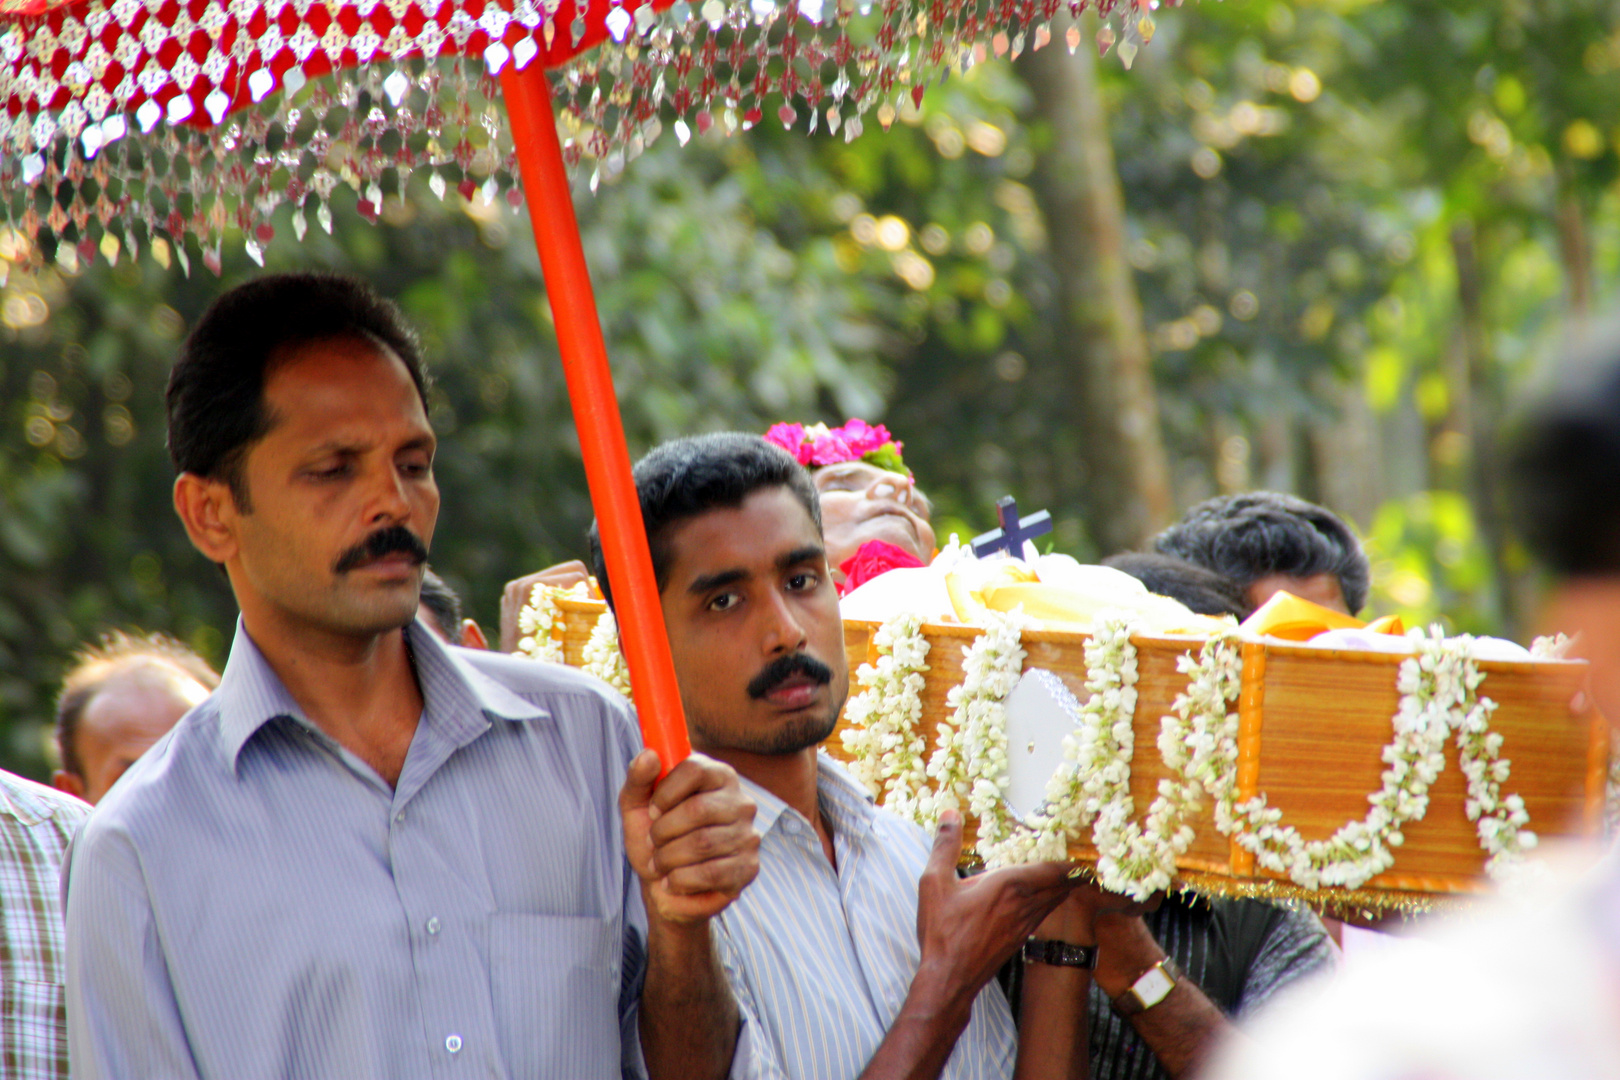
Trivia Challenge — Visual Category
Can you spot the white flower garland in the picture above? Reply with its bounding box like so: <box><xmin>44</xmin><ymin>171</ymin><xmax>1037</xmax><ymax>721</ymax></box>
<box><xmin>979</xmin><ymin>613</ymin><xmax>1146</xmax><ymax>871</ymax></box>
<box><xmin>515</xmin><ymin>582</ymin><xmax>588</xmax><ymax>663</ymax></box>
<box><xmin>842</xmin><ymin>614</ymin><xmax>1538</xmax><ymax>896</ymax></box>
<box><xmin>537</xmin><ymin>584</ymin><xmax>1545</xmax><ymax>896</ymax></box>
<box><xmin>582</xmin><ymin>608</ymin><xmax>634</xmax><ymax>702</ymax></box>
<box><xmin>971</xmin><ymin>619</ymin><xmax>1245</xmax><ymax>900</ymax></box>
<box><xmin>517</xmin><ymin>583</ymin><xmax>633</xmax><ymax>701</ymax></box>
<box><xmin>927</xmin><ymin>610</ymin><xmax>1030</xmax><ymax>858</ymax></box>
<box><xmin>1530</xmin><ymin>633</ymin><xmax>1573</xmax><ymax>660</ymax></box>
<box><xmin>1100</xmin><ymin>631</ymin><xmax>1244</xmax><ymax>899</ymax></box>
<box><xmin>840</xmin><ymin>613</ymin><xmax>933</xmax><ymax>822</ymax></box>
<box><xmin>1225</xmin><ymin>628</ymin><xmax>1534</xmax><ymax>890</ymax></box>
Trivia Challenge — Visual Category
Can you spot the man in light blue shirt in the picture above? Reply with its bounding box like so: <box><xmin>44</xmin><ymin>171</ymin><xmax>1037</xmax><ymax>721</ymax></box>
<box><xmin>589</xmin><ymin>433</ymin><xmax>1102</xmax><ymax>1080</ymax></box>
<box><xmin>65</xmin><ymin>273</ymin><xmax>761</xmax><ymax>1080</ymax></box>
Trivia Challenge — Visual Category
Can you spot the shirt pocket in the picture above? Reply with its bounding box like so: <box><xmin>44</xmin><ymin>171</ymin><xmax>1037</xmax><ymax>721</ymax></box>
<box><xmin>488</xmin><ymin>913</ymin><xmax>621</xmax><ymax>1079</ymax></box>
<box><xmin>2</xmin><ymin>980</ymin><xmax>66</xmax><ymax>1080</ymax></box>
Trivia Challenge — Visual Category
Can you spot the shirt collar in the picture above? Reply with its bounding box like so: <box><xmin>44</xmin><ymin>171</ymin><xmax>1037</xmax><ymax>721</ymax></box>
<box><xmin>739</xmin><ymin>751</ymin><xmax>878</xmax><ymax>841</ymax></box>
<box><xmin>214</xmin><ymin>618</ymin><xmax>547</xmax><ymax>769</ymax></box>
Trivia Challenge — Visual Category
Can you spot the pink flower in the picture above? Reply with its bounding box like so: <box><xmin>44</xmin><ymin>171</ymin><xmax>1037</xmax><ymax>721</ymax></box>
<box><xmin>837</xmin><ymin>418</ymin><xmax>891</xmax><ymax>457</ymax></box>
<box><xmin>805</xmin><ymin>432</ymin><xmax>856</xmax><ymax>466</ymax></box>
<box><xmin>762</xmin><ymin>418</ymin><xmax>906</xmax><ymax>471</ymax></box>
<box><xmin>763</xmin><ymin>423</ymin><xmax>812</xmax><ymax>465</ymax></box>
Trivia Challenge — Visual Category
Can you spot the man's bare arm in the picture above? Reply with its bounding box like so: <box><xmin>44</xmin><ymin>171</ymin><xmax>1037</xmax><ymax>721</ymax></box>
<box><xmin>622</xmin><ymin>750</ymin><xmax>761</xmax><ymax>1080</ymax></box>
<box><xmin>1013</xmin><ymin>887</ymin><xmax>1102</xmax><ymax>1080</ymax></box>
<box><xmin>641</xmin><ymin>920</ymin><xmax>740</xmax><ymax>1080</ymax></box>
<box><xmin>856</xmin><ymin>812</ymin><xmax>1076</xmax><ymax>1080</ymax></box>
<box><xmin>1092</xmin><ymin>912</ymin><xmax>1233</xmax><ymax>1080</ymax></box>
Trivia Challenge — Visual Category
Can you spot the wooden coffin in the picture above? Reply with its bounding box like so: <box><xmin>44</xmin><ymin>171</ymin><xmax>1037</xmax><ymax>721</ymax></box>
<box><xmin>543</xmin><ymin>596</ymin><xmax>1604</xmax><ymax>907</ymax></box>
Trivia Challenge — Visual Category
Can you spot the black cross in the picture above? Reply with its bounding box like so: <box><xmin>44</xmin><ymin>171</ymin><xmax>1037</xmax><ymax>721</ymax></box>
<box><xmin>970</xmin><ymin>496</ymin><xmax>1053</xmax><ymax>559</ymax></box>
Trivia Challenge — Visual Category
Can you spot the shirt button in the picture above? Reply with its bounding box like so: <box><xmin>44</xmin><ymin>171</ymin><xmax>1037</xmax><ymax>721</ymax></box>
<box><xmin>426</xmin><ymin>917</ymin><xmax>441</xmax><ymax>936</ymax></box>
<box><xmin>394</xmin><ymin>811</ymin><xmax>406</xmax><ymax>824</ymax></box>
<box><xmin>445</xmin><ymin>1034</ymin><xmax>462</xmax><ymax>1054</ymax></box>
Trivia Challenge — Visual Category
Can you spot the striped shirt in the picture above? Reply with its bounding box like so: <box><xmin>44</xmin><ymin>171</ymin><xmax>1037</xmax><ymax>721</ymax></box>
<box><xmin>0</xmin><ymin>771</ymin><xmax>88</xmax><ymax>1080</ymax></box>
<box><xmin>715</xmin><ymin>755</ymin><xmax>1018</xmax><ymax>1080</ymax></box>
<box><xmin>1086</xmin><ymin>893</ymin><xmax>1335</xmax><ymax>1080</ymax></box>
<box><xmin>64</xmin><ymin>620</ymin><xmax>711</xmax><ymax>1080</ymax></box>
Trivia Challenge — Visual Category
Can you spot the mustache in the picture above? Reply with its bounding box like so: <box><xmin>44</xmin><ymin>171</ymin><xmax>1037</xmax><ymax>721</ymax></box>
<box><xmin>333</xmin><ymin>526</ymin><xmax>429</xmax><ymax>574</ymax></box>
<box><xmin>747</xmin><ymin>652</ymin><xmax>834</xmax><ymax>700</ymax></box>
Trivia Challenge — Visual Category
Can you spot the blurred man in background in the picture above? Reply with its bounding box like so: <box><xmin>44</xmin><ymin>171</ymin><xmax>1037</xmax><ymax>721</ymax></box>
<box><xmin>1099</xmin><ymin>552</ymin><xmax>1254</xmax><ymax>620</ymax></box>
<box><xmin>51</xmin><ymin>630</ymin><xmax>217</xmax><ymax>804</ymax></box>
<box><xmin>1151</xmin><ymin>492</ymin><xmax>1369</xmax><ymax>616</ymax></box>
<box><xmin>417</xmin><ymin>567</ymin><xmax>489</xmax><ymax>649</ymax></box>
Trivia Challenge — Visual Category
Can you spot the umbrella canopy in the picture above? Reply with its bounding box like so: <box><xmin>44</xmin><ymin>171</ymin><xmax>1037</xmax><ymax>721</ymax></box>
<box><xmin>0</xmin><ymin>0</ymin><xmax>1156</xmax><ymax>266</ymax></box>
<box><xmin>0</xmin><ymin>0</ymin><xmax>1160</xmax><ymax>768</ymax></box>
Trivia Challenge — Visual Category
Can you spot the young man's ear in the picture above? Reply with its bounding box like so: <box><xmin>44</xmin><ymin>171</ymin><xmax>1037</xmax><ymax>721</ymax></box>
<box><xmin>173</xmin><ymin>473</ymin><xmax>242</xmax><ymax>565</ymax></box>
<box><xmin>460</xmin><ymin>619</ymin><xmax>490</xmax><ymax>650</ymax></box>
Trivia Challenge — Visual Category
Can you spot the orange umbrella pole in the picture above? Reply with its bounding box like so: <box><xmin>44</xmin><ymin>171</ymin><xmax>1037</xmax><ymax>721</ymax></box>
<box><xmin>500</xmin><ymin>60</ymin><xmax>691</xmax><ymax>773</ymax></box>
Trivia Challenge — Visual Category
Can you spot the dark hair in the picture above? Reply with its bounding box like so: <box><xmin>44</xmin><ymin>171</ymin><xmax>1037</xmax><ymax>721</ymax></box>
<box><xmin>1101</xmin><ymin>552</ymin><xmax>1254</xmax><ymax>619</ymax></box>
<box><xmin>1509</xmin><ymin>351</ymin><xmax>1620</xmax><ymax>576</ymax></box>
<box><xmin>1152</xmin><ymin>491</ymin><xmax>1370</xmax><ymax>613</ymax></box>
<box><xmin>166</xmin><ymin>272</ymin><xmax>429</xmax><ymax>510</ymax></box>
<box><xmin>417</xmin><ymin>568</ymin><xmax>464</xmax><ymax>646</ymax></box>
<box><xmin>55</xmin><ymin>630</ymin><xmax>220</xmax><ymax>778</ymax></box>
<box><xmin>590</xmin><ymin>433</ymin><xmax>822</xmax><ymax>610</ymax></box>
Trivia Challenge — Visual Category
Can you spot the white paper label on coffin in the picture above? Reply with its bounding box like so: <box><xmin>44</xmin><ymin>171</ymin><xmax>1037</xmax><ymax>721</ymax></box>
<box><xmin>1002</xmin><ymin>668</ymin><xmax>1085</xmax><ymax>821</ymax></box>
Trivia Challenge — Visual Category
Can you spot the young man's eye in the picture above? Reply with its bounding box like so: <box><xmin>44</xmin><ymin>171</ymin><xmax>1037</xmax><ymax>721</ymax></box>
<box><xmin>787</xmin><ymin>573</ymin><xmax>819</xmax><ymax>592</ymax></box>
<box><xmin>708</xmin><ymin>593</ymin><xmax>740</xmax><ymax>612</ymax></box>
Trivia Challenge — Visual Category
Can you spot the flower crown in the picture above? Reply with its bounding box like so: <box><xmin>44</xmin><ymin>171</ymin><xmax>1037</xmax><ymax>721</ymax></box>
<box><xmin>763</xmin><ymin>419</ymin><xmax>909</xmax><ymax>475</ymax></box>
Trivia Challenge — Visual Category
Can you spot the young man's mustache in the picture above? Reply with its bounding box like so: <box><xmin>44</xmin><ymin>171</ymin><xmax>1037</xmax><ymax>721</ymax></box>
<box><xmin>747</xmin><ymin>653</ymin><xmax>834</xmax><ymax>700</ymax></box>
<box><xmin>333</xmin><ymin>526</ymin><xmax>430</xmax><ymax>574</ymax></box>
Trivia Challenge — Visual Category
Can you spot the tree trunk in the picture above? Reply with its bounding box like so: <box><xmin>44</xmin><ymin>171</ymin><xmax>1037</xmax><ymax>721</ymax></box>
<box><xmin>1450</xmin><ymin>220</ymin><xmax>1525</xmax><ymax>635</ymax></box>
<box><xmin>1018</xmin><ymin>27</ymin><xmax>1173</xmax><ymax>554</ymax></box>
<box><xmin>1554</xmin><ymin>174</ymin><xmax>1592</xmax><ymax>322</ymax></box>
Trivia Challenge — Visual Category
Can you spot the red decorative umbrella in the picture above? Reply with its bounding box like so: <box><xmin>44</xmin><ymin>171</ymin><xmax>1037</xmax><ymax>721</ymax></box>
<box><xmin>0</xmin><ymin>0</ymin><xmax>1159</xmax><ymax>769</ymax></box>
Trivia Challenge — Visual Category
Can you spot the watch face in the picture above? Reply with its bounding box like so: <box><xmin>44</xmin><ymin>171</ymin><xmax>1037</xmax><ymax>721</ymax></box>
<box><xmin>1134</xmin><ymin>965</ymin><xmax>1175</xmax><ymax>1008</ymax></box>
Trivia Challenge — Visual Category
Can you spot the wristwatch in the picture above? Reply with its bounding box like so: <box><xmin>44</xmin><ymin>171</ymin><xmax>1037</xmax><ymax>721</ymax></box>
<box><xmin>1020</xmin><ymin>938</ymin><xmax>1098</xmax><ymax>970</ymax></box>
<box><xmin>1110</xmin><ymin>956</ymin><xmax>1181</xmax><ymax>1016</ymax></box>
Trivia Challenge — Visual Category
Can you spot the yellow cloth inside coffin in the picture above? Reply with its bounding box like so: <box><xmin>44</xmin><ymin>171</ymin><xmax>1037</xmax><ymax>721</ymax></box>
<box><xmin>945</xmin><ymin>561</ymin><xmax>1232</xmax><ymax>635</ymax></box>
<box><xmin>1239</xmin><ymin>590</ymin><xmax>1405</xmax><ymax>642</ymax></box>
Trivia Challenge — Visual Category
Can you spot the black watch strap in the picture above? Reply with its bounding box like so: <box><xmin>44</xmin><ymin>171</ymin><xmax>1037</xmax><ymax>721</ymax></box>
<box><xmin>1021</xmin><ymin>938</ymin><xmax>1098</xmax><ymax>969</ymax></box>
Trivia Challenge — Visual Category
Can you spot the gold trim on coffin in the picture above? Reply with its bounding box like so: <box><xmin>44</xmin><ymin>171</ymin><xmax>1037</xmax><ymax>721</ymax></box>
<box><xmin>1044</xmin><ymin>863</ymin><xmax>1455</xmax><ymax>920</ymax></box>
<box><xmin>543</xmin><ymin>596</ymin><xmax>1601</xmax><ymax>909</ymax></box>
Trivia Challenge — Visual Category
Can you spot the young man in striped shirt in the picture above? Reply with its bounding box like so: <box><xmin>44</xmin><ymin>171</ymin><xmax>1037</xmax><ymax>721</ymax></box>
<box><xmin>593</xmin><ymin>431</ymin><xmax>1104</xmax><ymax>1080</ymax></box>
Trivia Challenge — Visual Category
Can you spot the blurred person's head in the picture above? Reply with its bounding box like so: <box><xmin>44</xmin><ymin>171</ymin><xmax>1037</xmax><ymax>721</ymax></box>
<box><xmin>416</xmin><ymin>568</ymin><xmax>488</xmax><ymax>649</ymax></box>
<box><xmin>417</xmin><ymin>568</ymin><xmax>464</xmax><ymax>643</ymax></box>
<box><xmin>1152</xmin><ymin>491</ymin><xmax>1368</xmax><ymax>616</ymax></box>
<box><xmin>168</xmin><ymin>273</ymin><xmax>439</xmax><ymax>644</ymax></box>
<box><xmin>1101</xmin><ymin>551</ymin><xmax>1254</xmax><ymax>620</ymax></box>
<box><xmin>1511</xmin><ymin>339</ymin><xmax>1620</xmax><ymax>723</ymax></box>
<box><xmin>53</xmin><ymin>631</ymin><xmax>219</xmax><ymax>803</ymax></box>
<box><xmin>590</xmin><ymin>434</ymin><xmax>846</xmax><ymax>765</ymax></box>
<box><xmin>763</xmin><ymin>419</ymin><xmax>935</xmax><ymax>574</ymax></box>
